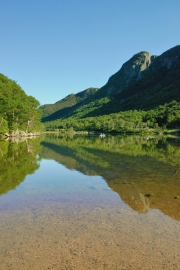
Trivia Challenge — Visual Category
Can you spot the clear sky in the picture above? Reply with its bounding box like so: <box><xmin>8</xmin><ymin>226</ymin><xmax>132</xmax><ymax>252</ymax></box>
<box><xmin>1</xmin><ymin>0</ymin><xmax>180</xmax><ymax>105</ymax></box>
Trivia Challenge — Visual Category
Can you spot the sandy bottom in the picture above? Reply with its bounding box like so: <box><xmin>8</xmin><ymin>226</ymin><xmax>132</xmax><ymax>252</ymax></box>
<box><xmin>0</xmin><ymin>192</ymin><xmax>180</xmax><ymax>270</ymax></box>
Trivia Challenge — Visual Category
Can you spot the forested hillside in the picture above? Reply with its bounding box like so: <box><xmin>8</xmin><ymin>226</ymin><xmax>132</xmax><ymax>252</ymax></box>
<box><xmin>41</xmin><ymin>87</ymin><xmax>99</xmax><ymax>119</ymax></box>
<box><xmin>0</xmin><ymin>74</ymin><xmax>43</xmax><ymax>136</ymax></box>
<box><xmin>42</xmin><ymin>45</ymin><xmax>180</xmax><ymax>133</ymax></box>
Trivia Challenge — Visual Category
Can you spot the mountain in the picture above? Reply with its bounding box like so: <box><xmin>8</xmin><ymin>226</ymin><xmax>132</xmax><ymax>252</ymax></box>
<box><xmin>97</xmin><ymin>45</ymin><xmax>179</xmax><ymax>97</ymax></box>
<box><xmin>41</xmin><ymin>45</ymin><xmax>180</xmax><ymax>131</ymax></box>
<box><xmin>109</xmin><ymin>45</ymin><xmax>180</xmax><ymax>109</ymax></box>
<box><xmin>41</xmin><ymin>87</ymin><xmax>99</xmax><ymax>120</ymax></box>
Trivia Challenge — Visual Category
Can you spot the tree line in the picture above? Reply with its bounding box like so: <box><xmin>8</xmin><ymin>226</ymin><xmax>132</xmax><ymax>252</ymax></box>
<box><xmin>44</xmin><ymin>100</ymin><xmax>180</xmax><ymax>133</ymax></box>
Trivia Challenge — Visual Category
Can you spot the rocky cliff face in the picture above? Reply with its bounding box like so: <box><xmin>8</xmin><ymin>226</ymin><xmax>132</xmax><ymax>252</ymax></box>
<box><xmin>104</xmin><ymin>51</ymin><xmax>157</xmax><ymax>95</ymax></box>
<box><xmin>102</xmin><ymin>45</ymin><xmax>180</xmax><ymax>96</ymax></box>
<box><xmin>119</xmin><ymin>52</ymin><xmax>156</xmax><ymax>82</ymax></box>
<box><xmin>156</xmin><ymin>45</ymin><xmax>180</xmax><ymax>70</ymax></box>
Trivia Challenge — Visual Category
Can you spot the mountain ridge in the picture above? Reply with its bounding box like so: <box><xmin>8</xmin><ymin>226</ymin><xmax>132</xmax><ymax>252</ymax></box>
<box><xmin>41</xmin><ymin>45</ymin><xmax>180</xmax><ymax>130</ymax></box>
<box><xmin>41</xmin><ymin>87</ymin><xmax>99</xmax><ymax>119</ymax></box>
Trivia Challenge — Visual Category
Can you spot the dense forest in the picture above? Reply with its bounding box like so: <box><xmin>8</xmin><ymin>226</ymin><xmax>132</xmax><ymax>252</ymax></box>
<box><xmin>0</xmin><ymin>73</ymin><xmax>43</xmax><ymax>136</ymax></box>
<box><xmin>44</xmin><ymin>100</ymin><xmax>180</xmax><ymax>133</ymax></box>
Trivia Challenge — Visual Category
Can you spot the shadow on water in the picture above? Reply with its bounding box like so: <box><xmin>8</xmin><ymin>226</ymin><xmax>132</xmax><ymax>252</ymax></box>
<box><xmin>0</xmin><ymin>137</ymin><xmax>42</xmax><ymax>196</ymax></box>
<box><xmin>40</xmin><ymin>134</ymin><xmax>180</xmax><ymax>221</ymax></box>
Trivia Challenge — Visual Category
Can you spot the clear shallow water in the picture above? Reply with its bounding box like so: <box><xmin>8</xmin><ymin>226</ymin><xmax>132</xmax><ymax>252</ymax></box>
<box><xmin>0</xmin><ymin>135</ymin><xmax>180</xmax><ymax>269</ymax></box>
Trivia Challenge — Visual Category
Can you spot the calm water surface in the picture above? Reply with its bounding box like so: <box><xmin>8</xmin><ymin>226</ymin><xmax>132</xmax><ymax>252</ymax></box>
<box><xmin>0</xmin><ymin>134</ymin><xmax>180</xmax><ymax>269</ymax></box>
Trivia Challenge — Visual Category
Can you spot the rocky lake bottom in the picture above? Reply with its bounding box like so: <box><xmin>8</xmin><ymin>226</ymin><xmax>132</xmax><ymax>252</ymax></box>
<box><xmin>0</xmin><ymin>134</ymin><xmax>180</xmax><ymax>269</ymax></box>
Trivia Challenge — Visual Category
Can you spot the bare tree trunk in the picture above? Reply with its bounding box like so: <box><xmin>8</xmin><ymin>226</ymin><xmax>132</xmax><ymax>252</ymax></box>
<box><xmin>0</xmin><ymin>117</ymin><xmax>3</xmax><ymax>128</ymax></box>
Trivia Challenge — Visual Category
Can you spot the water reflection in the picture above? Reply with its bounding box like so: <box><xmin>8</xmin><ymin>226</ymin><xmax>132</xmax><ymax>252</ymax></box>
<box><xmin>40</xmin><ymin>134</ymin><xmax>180</xmax><ymax>221</ymax></box>
<box><xmin>0</xmin><ymin>137</ymin><xmax>42</xmax><ymax>196</ymax></box>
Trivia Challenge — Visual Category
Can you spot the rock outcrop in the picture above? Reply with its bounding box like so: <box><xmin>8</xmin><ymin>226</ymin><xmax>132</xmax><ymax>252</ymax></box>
<box><xmin>106</xmin><ymin>52</ymin><xmax>157</xmax><ymax>95</ymax></box>
<box><xmin>100</xmin><ymin>45</ymin><xmax>180</xmax><ymax>97</ymax></box>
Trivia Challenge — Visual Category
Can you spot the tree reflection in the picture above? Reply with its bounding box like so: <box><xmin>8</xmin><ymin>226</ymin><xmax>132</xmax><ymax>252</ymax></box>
<box><xmin>40</xmin><ymin>134</ymin><xmax>180</xmax><ymax>221</ymax></box>
<box><xmin>0</xmin><ymin>137</ymin><xmax>42</xmax><ymax>195</ymax></box>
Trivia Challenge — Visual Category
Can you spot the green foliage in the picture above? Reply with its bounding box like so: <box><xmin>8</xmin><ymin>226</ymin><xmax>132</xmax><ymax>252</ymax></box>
<box><xmin>0</xmin><ymin>73</ymin><xmax>43</xmax><ymax>134</ymax></box>
<box><xmin>0</xmin><ymin>117</ymin><xmax>9</xmax><ymax>134</ymax></box>
<box><xmin>44</xmin><ymin>101</ymin><xmax>180</xmax><ymax>133</ymax></box>
<box><xmin>144</xmin><ymin>100</ymin><xmax>180</xmax><ymax>128</ymax></box>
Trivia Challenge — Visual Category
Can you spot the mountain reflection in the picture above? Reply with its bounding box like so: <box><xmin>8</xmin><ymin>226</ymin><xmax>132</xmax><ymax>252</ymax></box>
<box><xmin>0</xmin><ymin>137</ymin><xmax>42</xmax><ymax>196</ymax></box>
<box><xmin>41</xmin><ymin>134</ymin><xmax>180</xmax><ymax>221</ymax></box>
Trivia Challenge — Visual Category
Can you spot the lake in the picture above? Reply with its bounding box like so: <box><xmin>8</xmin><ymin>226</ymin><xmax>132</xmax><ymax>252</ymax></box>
<box><xmin>0</xmin><ymin>134</ymin><xmax>180</xmax><ymax>269</ymax></box>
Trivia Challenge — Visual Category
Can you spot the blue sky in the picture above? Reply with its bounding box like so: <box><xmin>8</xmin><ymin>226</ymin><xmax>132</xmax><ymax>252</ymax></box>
<box><xmin>1</xmin><ymin>0</ymin><xmax>180</xmax><ymax>105</ymax></box>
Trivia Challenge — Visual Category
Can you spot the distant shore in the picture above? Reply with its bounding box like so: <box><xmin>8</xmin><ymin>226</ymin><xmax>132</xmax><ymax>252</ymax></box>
<box><xmin>43</xmin><ymin>128</ymin><xmax>180</xmax><ymax>136</ymax></box>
